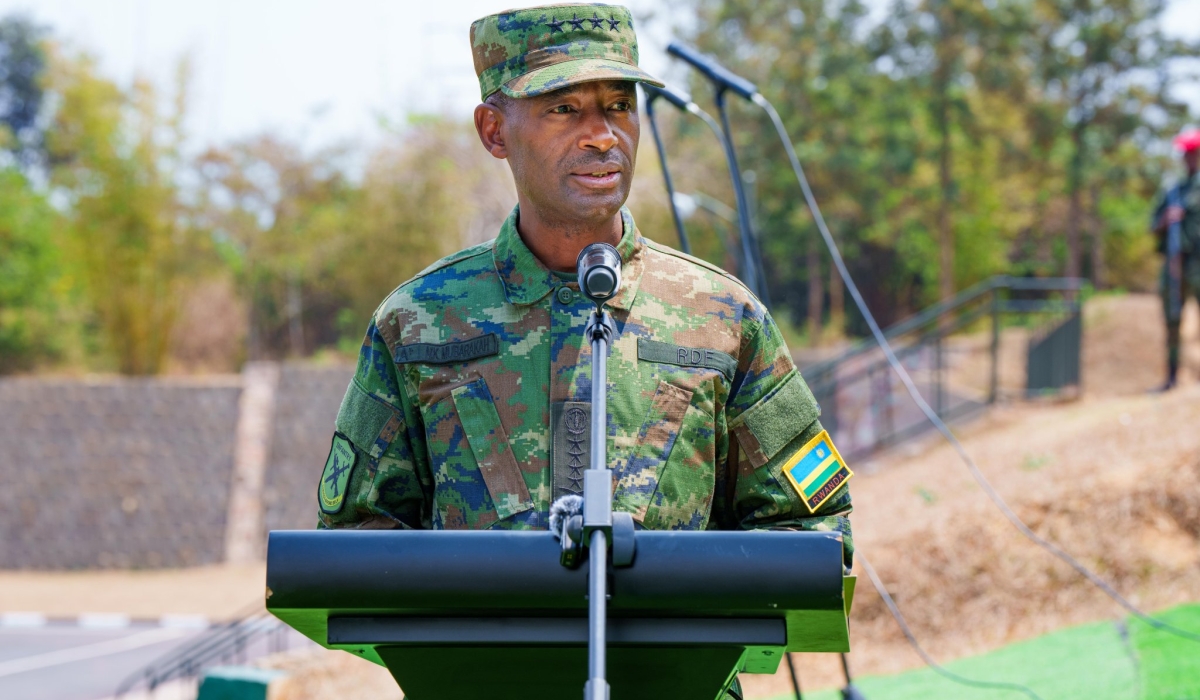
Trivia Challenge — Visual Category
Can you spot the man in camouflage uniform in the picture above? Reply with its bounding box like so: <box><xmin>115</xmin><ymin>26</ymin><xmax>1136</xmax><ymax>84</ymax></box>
<box><xmin>1151</xmin><ymin>129</ymin><xmax>1200</xmax><ymax>390</ymax></box>
<box><xmin>317</xmin><ymin>7</ymin><xmax>852</xmax><ymax>692</ymax></box>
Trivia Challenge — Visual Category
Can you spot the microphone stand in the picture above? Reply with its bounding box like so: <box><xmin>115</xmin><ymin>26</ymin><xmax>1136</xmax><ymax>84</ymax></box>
<box><xmin>666</xmin><ymin>42</ymin><xmax>770</xmax><ymax>306</ymax></box>
<box><xmin>582</xmin><ymin>304</ymin><xmax>615</xmax><ymax>700</ymax></box>
<box><xmin>713</xmin><ymin>87</ymin><xmax>770</xmax><ymax>308</ymax></box>
<box><xmin>563</xmin><ymin>241</ymin><xmax>626</xmax><ymax>700</ymax></box>
<box><xmin>643</xmin><ymin>86</ymin><xmax>692</xmax><ymax>255</ymax></box>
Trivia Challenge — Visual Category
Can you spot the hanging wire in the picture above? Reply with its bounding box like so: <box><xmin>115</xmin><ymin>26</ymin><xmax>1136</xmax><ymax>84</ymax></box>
<box><xmin>858</xmin><ymin>551</ymin><xmax>1044</xmax><ymax>700</ymax></box>
<box><xmin>752</xmin><ymin>92</ymin><xmax>1200</xmax><ymax>645</ymax></box>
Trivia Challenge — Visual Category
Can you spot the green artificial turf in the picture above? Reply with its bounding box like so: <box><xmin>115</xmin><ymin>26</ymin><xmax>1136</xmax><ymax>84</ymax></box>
<box><xmin>761</xmin><ymin>603</ymin><xmax>1200</xmax><ymax>700</ymax></box>
<box><xmin>1130</xmin><ymin>604</ymin><xmax>1200</xmax><ymax>700</ymax></box>
<box><xmin>765</xmin><ymin>620</ymin><xmax>1136</xmax><ymax>700</ymax></box>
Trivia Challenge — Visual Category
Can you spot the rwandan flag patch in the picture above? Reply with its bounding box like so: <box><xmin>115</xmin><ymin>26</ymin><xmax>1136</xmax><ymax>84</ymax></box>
<box><xmin>780</xmin><ymin>430</ymin><xmax>853</xmax><ymax>514</ymax></box>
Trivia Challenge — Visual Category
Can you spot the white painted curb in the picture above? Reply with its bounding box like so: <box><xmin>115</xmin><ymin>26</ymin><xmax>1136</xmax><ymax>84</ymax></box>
<box><xmin>0</xmin><ymin>612</ymin><xmax>214</xmax><ymax>629</ymax></box>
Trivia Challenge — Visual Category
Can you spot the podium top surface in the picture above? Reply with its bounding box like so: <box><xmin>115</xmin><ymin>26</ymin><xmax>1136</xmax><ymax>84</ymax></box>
<box><xmin>266</xmin><ymin>529</ymin><xmax>850</xmax><ymax>655</ymax></box>
<box><xmin>268</xmin><ymin>529</ymin><xmax>842</xmax><ymax>611</ymax></box>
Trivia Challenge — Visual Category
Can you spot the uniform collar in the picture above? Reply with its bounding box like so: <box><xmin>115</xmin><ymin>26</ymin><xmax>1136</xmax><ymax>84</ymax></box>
<box><xmin>492</xmin><ymin>205</ymin><xmax>645</xmax><ymax>311</ymax></box>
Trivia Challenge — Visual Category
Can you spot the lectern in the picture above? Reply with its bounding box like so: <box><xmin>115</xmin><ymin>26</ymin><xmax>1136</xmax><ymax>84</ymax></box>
<box><xmin>266</xmin><ymin>529</ymin><xmax>853</xmax><ymax>700</ymax></box>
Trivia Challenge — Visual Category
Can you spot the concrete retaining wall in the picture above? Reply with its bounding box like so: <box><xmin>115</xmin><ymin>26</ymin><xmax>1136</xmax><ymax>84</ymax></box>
<box><xmin>0</xmin><ymin>364</ymin><xmax>353</xmax><ymax>570</ymax></box>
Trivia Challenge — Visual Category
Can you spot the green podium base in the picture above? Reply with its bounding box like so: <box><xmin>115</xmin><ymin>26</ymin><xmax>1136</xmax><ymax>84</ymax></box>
<box><xmin>380</xmin><ymin>645</ymin><xmax>744</xmax><ymax>700</ymax></box>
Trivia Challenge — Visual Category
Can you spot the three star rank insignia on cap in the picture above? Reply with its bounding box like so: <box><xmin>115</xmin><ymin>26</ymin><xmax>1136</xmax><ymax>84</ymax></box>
<box><xmin>780</xmin><ymin>430</ymin><xmax>853</xmax><ymax>514</ymax></box>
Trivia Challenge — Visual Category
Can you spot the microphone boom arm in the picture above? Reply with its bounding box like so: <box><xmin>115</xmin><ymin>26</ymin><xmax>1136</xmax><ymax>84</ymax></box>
<box><xmin>664</xmin><ymin>42</ymin><xmax>770</xmax><ymax>305</ymax></box>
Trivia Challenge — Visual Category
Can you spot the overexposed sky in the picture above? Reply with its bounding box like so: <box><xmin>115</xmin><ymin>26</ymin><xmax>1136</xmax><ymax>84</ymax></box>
<box><xmin>4</xmin><ymin>0</ymin><xmax>1198</xmax><ymax>152</ymax></box>
<box><xmin>9</xmin><ymin>0</ymin><xmax>680</xmax><ymax>151</ymax></box>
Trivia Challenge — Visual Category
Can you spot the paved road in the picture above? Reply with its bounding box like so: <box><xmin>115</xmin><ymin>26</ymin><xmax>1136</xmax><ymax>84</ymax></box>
<box><xmin>0</xmin><ymin>624</ymin><xmax>319</xmax><ymax>700</ymax></box>
<box><xmin>0</xmin><ymin>625</ymin><xmax>204</xmax><ymax>700</ymax></box>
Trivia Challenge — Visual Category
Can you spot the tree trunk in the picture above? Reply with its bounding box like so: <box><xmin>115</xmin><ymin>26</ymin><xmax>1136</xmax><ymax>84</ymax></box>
<box><xmin>287</xmin><ymin>270</ymin><xmax>305</xmax><ymax>358</ymax></box>
<box><xmin>934</xmin><ymin>4</ymin><xmax>956</xmax><ymax>304</ymax></box>
<box><xmin>807</xmin><ymin>230</ymin><xmax>822</xmax><ymax>345</ymax></box>
<box><xmin>1089</xmin><ymin>182</ymin><xmax>1105</xmax><ymax>288</ymax></box>
<box><xmin>1065</xmin><ymin>124</ymin><xmax>1085</xmax><ymax>279</ymax></box>
<box><xmin>938</xmin><ymin>109</ymin><xmax>954</xmax><ymax>303</ymax></box>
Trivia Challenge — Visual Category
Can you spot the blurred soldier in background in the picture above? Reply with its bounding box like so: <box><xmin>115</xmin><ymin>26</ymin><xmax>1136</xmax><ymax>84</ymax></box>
<box><xmin>1151</xmin><ymin>129</ymin><xmax>1200</xmax><ymax>391</ymax></box>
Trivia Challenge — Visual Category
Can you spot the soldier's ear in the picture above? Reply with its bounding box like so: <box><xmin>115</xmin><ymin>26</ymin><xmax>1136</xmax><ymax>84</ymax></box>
<box><xmin>474</xmin><ymin>103</ymin><xmax>508</xmax><ymax>160</ymax></box>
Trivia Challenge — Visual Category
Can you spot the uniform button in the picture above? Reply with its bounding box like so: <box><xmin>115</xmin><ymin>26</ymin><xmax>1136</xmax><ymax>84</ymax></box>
<box><xmin>556</xmin><ymin>286</ymin><xmax>575</xmax><ymax>304</ymax></box>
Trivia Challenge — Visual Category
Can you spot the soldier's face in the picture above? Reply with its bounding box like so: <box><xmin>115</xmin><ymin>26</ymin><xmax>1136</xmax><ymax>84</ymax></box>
<box><xmin>479</xmin><ymin>81</ymin><xmax>639</xmax><ymax>227</ymax></box>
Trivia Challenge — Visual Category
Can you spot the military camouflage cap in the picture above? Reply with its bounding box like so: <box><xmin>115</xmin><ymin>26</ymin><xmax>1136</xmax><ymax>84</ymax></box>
<box><xmin>470</xmin><ymin>3</ymin><xmax>664</xmax><ymax>100</ymax></box>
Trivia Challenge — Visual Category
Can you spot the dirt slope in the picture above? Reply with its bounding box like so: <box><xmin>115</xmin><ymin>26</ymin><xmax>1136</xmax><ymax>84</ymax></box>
<box><xmin>743</xmin><ymin>294</ymin><xmax>1200</xmax><ymax>696</ymax></box>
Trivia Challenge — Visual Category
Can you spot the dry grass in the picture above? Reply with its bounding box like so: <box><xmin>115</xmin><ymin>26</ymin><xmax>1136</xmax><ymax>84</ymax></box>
<box><xmin>743</xmin><ymin>384</ymin><xmax>1200</xmax><ymax>697</ymax></box>
<box><xmin>1083</xmin><ymin>293</ymin><xmax>1200</xmax><ymax>394</ymax></box>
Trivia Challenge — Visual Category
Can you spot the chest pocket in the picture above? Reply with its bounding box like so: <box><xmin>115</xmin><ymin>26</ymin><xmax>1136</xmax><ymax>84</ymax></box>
<box><xmin>614</xmin><ymin>377</ymin><xmax>719</xmax><ymax>530</ymax></box>
<box><xmin>418</xmin><ymin>373</ymin><xmax>533</xmax><ymax>529</ymax></box>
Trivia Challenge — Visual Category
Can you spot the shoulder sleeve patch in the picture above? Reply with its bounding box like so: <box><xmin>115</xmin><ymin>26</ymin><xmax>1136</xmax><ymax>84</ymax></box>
<box><xmin>779</xmin><ymin>430</ymin><xmax>853</xmax><ymax>514</ymax></box>
<box><xmin>731</xmin><ymin>370</ymin><xmax>821</xmax><ymax>468</ymax></box>
<box><xmin>336</xmin><ymin>380</ymin><xmax>403</xmax><ymax>460</ymax></box>
<box><xmin>319</xmin><ymin>433</ymin><xmax>358</xmax><ymax>515</ymax></box>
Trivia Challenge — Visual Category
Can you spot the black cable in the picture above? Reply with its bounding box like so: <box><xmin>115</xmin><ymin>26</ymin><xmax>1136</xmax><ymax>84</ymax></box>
<box><xmin>753</xmin><ymin>92</ymin><xmax>1200</xmax><ymax>646</ymax></box>
<box><xmin>858</xmin><ymin>552</ymin><xmax>1044</xmax><ymax>699</ymax></box>
<box><xmin>786</xmin><ymin>651</ymin><xmax>803</xmax><ymax>700</ymax></box>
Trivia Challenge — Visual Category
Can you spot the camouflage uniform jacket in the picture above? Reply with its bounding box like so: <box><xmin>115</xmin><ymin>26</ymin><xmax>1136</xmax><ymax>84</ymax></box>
<box><xmin>319</xmin><ymin>206</ymin><xmax>853</xmax><ymax>562</ymax></box>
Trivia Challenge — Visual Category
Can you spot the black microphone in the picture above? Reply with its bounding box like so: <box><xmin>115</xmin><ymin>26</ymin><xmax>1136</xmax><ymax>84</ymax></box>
<box><xmin>666</xmin><ymin>41</ymin><xmax>758</xmax><ymax>101</ymax></box>
<box><xmin>576</xmin><ymin>243</ymin><xmax>622</xmax><ymax>307</ymax></box>
<box><xmin>641</xmin><ymin>83</ymin><xmax>692</xmax><ymax>112</ymax></box>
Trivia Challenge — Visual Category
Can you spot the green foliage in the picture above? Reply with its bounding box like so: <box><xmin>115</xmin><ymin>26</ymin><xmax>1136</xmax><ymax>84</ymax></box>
<box><xmin>0</xmin><ymin>167</ymin><xmax>63</xmax><ymax>372</ymax></box>
<box><xmin>195</xmin><ymin>118</ymin><xmax>513</xmax><ymax>360</ymax></box>
<box><xmin>3</xmin><ymin>2</ymin><xmax>1196</xmax><ymax>373</ymax></box>
<box><xmin>671</xmin><ymin>0</ymin><xmax>1198</xmax><ymax>342</ymax></box>
<box><xmin>0</xmin><ymin>14</ymin><xmax>47</xmax><ymax>167</ymax></box>
<box><xmin>46</xmin><ymin>49</ymin><xmax>210</xmax><ymax>375</ymax></box>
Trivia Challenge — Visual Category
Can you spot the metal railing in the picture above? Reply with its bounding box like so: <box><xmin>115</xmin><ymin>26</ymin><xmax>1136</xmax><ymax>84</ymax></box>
<box><xmin>802</xmin><ymin>276</ymin><xmax>1084</xmax><ymax>460</ymax></box>
<box><xmin>113</xmin><ymin>607</ymin><xmax>305</xmax><ymax>699</ymax></box>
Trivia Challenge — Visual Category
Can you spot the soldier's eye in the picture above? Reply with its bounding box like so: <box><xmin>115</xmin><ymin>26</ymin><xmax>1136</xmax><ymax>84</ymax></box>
<box><xmin>611</xmin><ymin>100</ymin><xmax>632</xmax><ymax>112</ymax></box>
<box><xmin>551</xmin><ymin>104</ymin><xmax>575</xmax><ymax>114</ymax></box>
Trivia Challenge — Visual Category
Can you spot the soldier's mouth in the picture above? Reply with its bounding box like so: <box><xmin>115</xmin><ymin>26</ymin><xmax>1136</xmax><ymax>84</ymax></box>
<box><xmin>571</xmin><ymin>170</ymin><xmax>622</xmax><ymax>188</ymax></box>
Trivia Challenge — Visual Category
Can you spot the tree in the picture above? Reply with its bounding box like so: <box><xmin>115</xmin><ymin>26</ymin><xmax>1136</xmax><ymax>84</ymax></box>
<box><xmin>194</xmin><ymin>116</ymin><xmax>515</xmax><ymax>359</ymax></box>
<box><xmin>0</xmin><ymin>14</ymin><xmax>47</xmax><ymax>168</ymax></box>
<box><xmin>45</xmin><ymin>50</ymin><xmax>208</xmax><ymax>374</ymax></box>
<box><xmin>874</xmin><ymin>0</ymin><xmax>1032</xmax><ymax>302</ymax></box>
<box><xmin>0</xmin><ymin>167</ymin><xmax>63</xmax><ymax>372</ymax></box>
<box><xmin>1028</xmin><ymin>0</ymin><xmax>1199</xmax><ymax>282</ymax></box>
<box><xmin>194</xmin><ymin>135</ymin><xmax>357</xmax><ymax>359</ymax></box>
<box><xmin>688</xmin><ymin>0</ymin><xmax>892</xmax><ymax>338</ymax></box>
